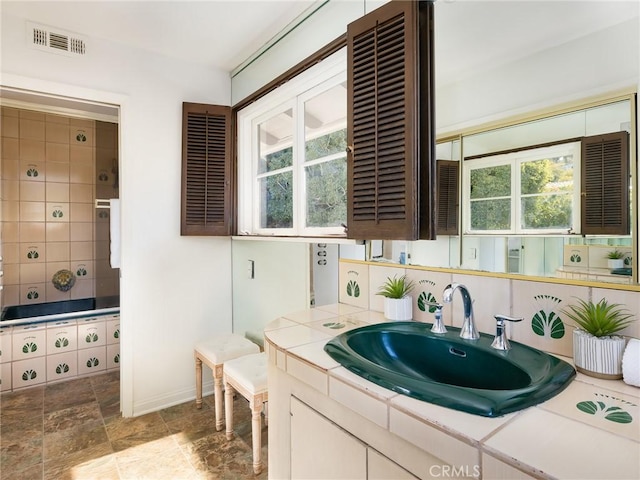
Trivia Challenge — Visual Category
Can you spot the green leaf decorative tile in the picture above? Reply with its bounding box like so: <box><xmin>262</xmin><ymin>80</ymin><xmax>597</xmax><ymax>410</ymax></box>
<box><xmin>576</xmin><ymin>394</ymin><xmax>635</xmax><ymax>424</ymax></box>
<box><xmin>346</xmin><ymin>280</ymin><xmax>360</xmax><ymax>298</ymax></box>
<box><xmin>531</xmin><ymin>294</ymin><xmax>565</xmax><ymax>339</ymax></box>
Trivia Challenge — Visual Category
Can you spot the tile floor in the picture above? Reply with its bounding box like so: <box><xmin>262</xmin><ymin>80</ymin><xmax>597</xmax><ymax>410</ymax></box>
<box><xmin>0</xmin><ymin>371</ymin><xmax>268</xmax><ymax>479</ymax></box>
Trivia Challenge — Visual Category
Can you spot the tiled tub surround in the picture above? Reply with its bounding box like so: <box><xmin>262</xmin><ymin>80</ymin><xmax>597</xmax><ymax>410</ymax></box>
<box><xmin>265</xmin><ymin>301</ymin><xmax>640</xmax><ymax>479</ymax></box>
<box><xmin>0</xmin><ymin>309</ymin><xmax>119</xmax><ymax>392</ymax></box>
<box><xmin>0</xmin><ymin>106</ymin><xmax>120</xmax><ymax>307</ymax></box>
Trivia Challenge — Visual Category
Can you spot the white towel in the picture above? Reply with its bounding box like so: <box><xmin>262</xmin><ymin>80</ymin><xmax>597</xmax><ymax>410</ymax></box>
<box><xmin>622</xmin><ymin>338</ymin><xmax>640</xmax><ymax>387</ymax></box>
<box><xmin>110</xmin><ymin>199</ymin><xmax>121</xmax><ymax>269</ymax></box>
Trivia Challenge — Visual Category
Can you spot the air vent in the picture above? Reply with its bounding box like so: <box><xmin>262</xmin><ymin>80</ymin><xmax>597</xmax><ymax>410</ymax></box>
<box><xmin>27</xmin><ymin>22</ymin><xmax>86</xmax><ymax>56</ymax></box>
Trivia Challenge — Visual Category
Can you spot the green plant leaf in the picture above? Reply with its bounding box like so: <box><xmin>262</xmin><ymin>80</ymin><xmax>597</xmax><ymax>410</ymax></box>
<box><xmin>376</xmin><ymin>275</ymin><xmax>415</xmax><ymax>299</ymax></box>
<box><xmin>561</xmin><ymin>298</ymin><xmax>635</xmax><ymax>337</ymax></box>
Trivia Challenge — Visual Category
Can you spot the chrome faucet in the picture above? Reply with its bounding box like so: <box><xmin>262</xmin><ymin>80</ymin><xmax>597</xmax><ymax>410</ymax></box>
<box><xmin>491</xmin><ymin>314</ymin><xmax>523</xmax><ymax>350</ymax></box>
<box><xmin>442</xmin><ymin>283</ymin><xmax>480</xmax><ymax>340</ymax></box>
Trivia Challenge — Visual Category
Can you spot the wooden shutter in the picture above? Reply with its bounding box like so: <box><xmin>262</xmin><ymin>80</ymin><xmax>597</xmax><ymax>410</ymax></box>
<box><xmin>346</xmin><ymin>0</ymin><xmax>435</xmax><ymax>240</ymax></box>
<box><xmin>181</xmin><ymin>102</ymin><xmax>233</xmax><ymax>236</ymax></box>
<box><xmin>437</xmin><ymin>160</ymin><xmax>459</xmax><ymax>235</ymax></box>
<box><xmin>581</xmin><ymin>131</ymin><xmax>630</xmax><ymax>235</ymax></box>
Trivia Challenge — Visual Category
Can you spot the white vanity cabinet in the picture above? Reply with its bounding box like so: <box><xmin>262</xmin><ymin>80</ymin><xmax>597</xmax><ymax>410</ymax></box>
<box><xmin>290</xmin><ymin>397</ymin><xmax>418</xmax><ymax>480</ymax></box>
<box><xmin>368</xmin><ymin>449</ymin><xmax>419</xmax><ymax>480</ymax></box>
<box><xmin>291</xmin><ymin>397</ymin><xmax>367</xmax><ymax>479</ymax></box>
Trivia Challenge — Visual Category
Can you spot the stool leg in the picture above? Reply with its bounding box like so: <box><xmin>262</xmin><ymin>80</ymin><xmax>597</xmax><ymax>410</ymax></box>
<box><xmin>195</xmin><ymin>356</ymin><xmax>203</xmax><ymax>409</ymax></box>
<box><xmin>214</xmin><ymin>364</ymin><xmax>224</xmax><ymax>431</ymax></box>
<box><xmin>225</xmin><ymin>380</ymin><xmax>235</xmax><ymax>441</ymax></box>
<box><xmin>250</xmin><ymin>396</ymin><xmax>263</xmax><ymax>475</ymax></box>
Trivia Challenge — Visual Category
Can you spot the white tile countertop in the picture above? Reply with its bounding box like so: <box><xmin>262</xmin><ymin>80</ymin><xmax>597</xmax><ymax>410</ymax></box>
<box><xmin>264</xmin><ymin>304</ymin><xmax>640</xmax><ymax>480</ymax></box>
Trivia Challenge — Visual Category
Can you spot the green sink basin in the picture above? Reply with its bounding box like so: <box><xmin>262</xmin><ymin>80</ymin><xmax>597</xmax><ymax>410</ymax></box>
<box><xmin>324</xmin><ymin>321</ymin><xmax>575</xmax><ymax>417</ymax></box>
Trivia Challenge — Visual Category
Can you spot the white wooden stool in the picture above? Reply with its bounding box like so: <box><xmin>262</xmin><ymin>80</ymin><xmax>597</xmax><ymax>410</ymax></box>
<box><xmin>194</xmin><ymin>334</ymin><xmax>260</xmax><ymax>431</ymax></box>
<box><xmin>223</xmin><ymin>352</ymin><xmax>268</xmax><ymax>475</ymax></box>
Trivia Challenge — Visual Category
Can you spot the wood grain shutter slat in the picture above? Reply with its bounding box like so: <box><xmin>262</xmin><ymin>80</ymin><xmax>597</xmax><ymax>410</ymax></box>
<box><xmin>436</xmin><ymin>160</ymin><xmax>459</xmax><ymax>235</ymax></box>
<box><xmin>581</xmin><ymin>131</ymin><xmax>629</xmax><ymax>235</ymax></box>
<box><xmin>181</xmin><ymin>102</ymin><xmax>233</xmax><ymax>236</ymax></box>
<box><xmin>347</xmin><ymin>0</ymin><xmax>435</xmax><ymax>240</ymax></box>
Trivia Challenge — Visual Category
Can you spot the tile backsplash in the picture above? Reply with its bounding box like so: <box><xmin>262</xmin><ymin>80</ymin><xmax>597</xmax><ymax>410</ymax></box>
<box><xmin>339</xmin><ymin>260</ymin><xmax>640</xmax><ymax>359</ymax></box>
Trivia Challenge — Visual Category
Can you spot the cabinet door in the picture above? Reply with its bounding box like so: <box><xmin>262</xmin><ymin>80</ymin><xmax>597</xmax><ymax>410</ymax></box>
<box><xmin>346</xmin><ymin>0</ymin><xmax>435</xmax><ymax>240</ymax></box>
<box><xmin>291</xmin><ymin>397</ymin><xmax>366</xmax><ymax>479</ymax></box>
<box><xmin>368</xmin><ymin>448</ymin><xmax>419</xmax><ymax>480</ymax></box>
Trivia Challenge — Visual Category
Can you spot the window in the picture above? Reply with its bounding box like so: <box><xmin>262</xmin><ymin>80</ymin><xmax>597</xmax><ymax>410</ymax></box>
<box><xmin>237</xmin><ymin>50</ymin><xmax>347</xmax><ymax>236</ymax></box>
<box><xmin>463</xmin><ymin>142</ymin><xmax>581</xmax><ymax>234</ymax></box>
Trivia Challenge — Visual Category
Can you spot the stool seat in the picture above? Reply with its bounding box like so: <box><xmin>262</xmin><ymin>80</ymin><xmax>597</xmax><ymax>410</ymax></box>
<box><xmin>224</xmin><ymin>353</ymin><xmax>268</xmax><ymax>392</ymax></box>
<box><xmin>195</xmin><ymin>335</ymin><xmax>260</xmax><ymax>364</ymax></box>
<box><xmin>194</xmin><ymin>334</ymin><xmax>260</xmax><ymax>431</ymax></box>
<box><xmin>224</xmin><ymin>352</ymin><xmax>268</xmax><ymax>475</ymax></box>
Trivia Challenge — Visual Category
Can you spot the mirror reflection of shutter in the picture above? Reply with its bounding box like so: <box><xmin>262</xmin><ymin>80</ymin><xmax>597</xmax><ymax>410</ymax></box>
<box><xmin>437</xmin><ymin>160</ymin><xmax>459</xmax><ymax>235</ymax></box>
<box><xmin>346</xmin><ymin>0</ymin><xmax>435</xmax><ymax>240</ymax></box>
<box><xmin>581</xmin><ymin>131</ymin><xmax>630</xmax><ymax>235</ymax></box>
<box><xmin>181</xmin><ymin>102</ymin><xmax>233</xmax><ymax>236</ymax></box>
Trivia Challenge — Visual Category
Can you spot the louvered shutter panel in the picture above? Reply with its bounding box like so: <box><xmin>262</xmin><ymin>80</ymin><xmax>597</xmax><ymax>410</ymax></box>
<box><xmin>581</xmin><ymin>131</ymin><xmax>629</xmax><ymax>235</ymax></box>
<box><xmin>181</xmin><ymin>103</ymin><xmax>233</xmax><ymax>236</ymax></box>
<box><xmin>437</xmin><ymin>160</ymin><xmax>459</xmax><ymax>235</ymax></box>
<box><xmin>346</xmin><ymin>0</ymin><xmax>435</xmax><ymax>240</ymax></box>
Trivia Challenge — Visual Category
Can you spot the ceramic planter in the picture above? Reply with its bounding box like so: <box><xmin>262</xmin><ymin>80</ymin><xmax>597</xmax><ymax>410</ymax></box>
<box><xmin>573</xmin><ymin>329</ymin><xmax>627</xmax><ymax>379</ymax></box>
<box><xmin>607</xmin><ymin>258</ymin><xmax>624</xmax><ymax>270</ymax></box>
<box><xmin>384</xmin><ymin>296</ymin><xmax>413</xmax><ymax>321</ymax></box>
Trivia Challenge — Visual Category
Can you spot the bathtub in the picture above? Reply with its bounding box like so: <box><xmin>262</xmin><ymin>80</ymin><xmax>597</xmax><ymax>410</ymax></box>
<box><xmin>1</xmin><ymin>296</ymin><xmax>119</xmax><ymax>326</ymax></box>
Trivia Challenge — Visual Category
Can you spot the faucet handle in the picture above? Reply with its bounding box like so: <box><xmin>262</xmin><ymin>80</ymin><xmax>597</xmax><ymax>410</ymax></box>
<box><xmin>491</xmin><ymin>314</ymin><xmax>523</xmax><ymax>350</ymax></box>
<box><xmin>426</xmin><ymin>302</ymin><xmax>447</xmax><ymax>333</ymax></box>
<box><xmin>494</xmin><ymin>314</ymin><xmax>523</xmax><ymax>325</ymax></box>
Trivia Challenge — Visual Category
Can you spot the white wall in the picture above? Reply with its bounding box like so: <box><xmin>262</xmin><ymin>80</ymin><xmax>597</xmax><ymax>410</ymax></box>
<box><xmin>232</xmin><ymin>240</ymin><xmax>310</xmax><ymax>342</ymax></box>
<box><xmin>1</xmin><ymin>11</ymin><xmax>233</xmax><ymax>416</ymax></box>
<box><xmin>436</xmin><ymin>18</ymin><xmax>639</xmax><ymax>134</ymax></box>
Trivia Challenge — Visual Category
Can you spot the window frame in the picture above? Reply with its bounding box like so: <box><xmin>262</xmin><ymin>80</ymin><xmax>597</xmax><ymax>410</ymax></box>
<box><xmin>237</xmin><ymin>49</ymin><xmax>347</xmax><ymax>237</ymax></box>
<box><xmin>463</xmin><ymin>141</ymin><xmax>582</xmax><ymax>235</ymax></box>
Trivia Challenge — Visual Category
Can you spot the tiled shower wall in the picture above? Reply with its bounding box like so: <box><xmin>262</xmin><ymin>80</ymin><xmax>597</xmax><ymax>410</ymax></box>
<box><xmin>0</xmin><ymin>106</ymin><xmax>119</xmax><ymax>306</ymax></box>
<box><xmin>339</xmin><ymin>260</ymin><xmax>640</xmax><ymax>359</ymax></box>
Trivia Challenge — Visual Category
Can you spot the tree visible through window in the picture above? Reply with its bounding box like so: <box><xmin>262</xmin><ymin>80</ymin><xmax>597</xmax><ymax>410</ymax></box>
<box><xmin>237</xmin><ymin>49</ymin><xmax>347</xmax><ymax>236</ymax></box>
<box><xmin>466</xmin><ymin>142</ymin><xmax>580</xmax><ymax>234</ymax></box>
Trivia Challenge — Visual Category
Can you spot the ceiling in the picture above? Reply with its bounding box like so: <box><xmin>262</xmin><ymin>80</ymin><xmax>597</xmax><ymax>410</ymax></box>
<box><xmin>2</xmin><ymin>0</ymin><xmax>637</xmax><ymax>85</ymax></box>
<box><xmin>1</xmin><ymin>0</ymin><xmax>637</xmax><ymax>126</ymax></box>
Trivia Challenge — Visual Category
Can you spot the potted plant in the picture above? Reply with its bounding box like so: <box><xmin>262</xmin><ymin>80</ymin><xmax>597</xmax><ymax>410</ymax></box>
<box><xmin>562</xmin><ymin>298</ymin><xmax>635</xmax><ymax>379</ymax></box>
<box><xmin>606</xmin><ymin>249</ymin><xmax>625</xmax><ymax>270</ymax></box>
<box><xmin>377</xmin><ymin>274</ymin><xmax>415</xmax><ymax>321</ymax></box>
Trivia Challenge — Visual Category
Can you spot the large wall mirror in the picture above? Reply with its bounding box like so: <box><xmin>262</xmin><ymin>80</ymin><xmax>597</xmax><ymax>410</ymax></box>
<box><xmin>376</xmin><ymin>96</ymin><xmax>637</xmax><ymax>287</ymax></box>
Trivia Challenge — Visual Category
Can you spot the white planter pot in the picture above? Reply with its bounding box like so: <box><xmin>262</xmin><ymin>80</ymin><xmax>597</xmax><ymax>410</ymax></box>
<box><xmin>384</xmin><ymin>296</ymin><xmax>413</xmax><ymax>321</ymax></box>
<box><xmin>573</xmin><ymin>329</ymin><xmax>627</xmax><ymax>379</ymax></box>
<box><xmin>607</xmin><ymin>259</ymin><xmax>624</xmax><ymax>270</ymax></box>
